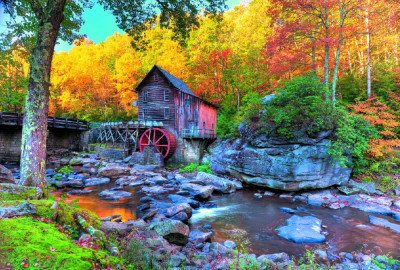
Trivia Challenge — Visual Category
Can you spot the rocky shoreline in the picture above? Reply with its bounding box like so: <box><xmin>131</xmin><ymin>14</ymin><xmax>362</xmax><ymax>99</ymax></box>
<box><xmin>2</xmin><ymin>152</ymin><xmax>400</xmax><ymax>269</ymax></box>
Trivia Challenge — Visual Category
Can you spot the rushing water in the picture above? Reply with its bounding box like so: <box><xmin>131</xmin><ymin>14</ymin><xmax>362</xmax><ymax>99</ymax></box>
<box><xmin>52</xmin><ymin>186</ymin><xmax>400</xmax><ymax>258</ymax></box>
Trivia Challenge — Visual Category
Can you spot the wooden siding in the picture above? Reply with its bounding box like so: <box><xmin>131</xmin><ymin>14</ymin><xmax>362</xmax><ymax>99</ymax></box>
<box><xmin>137</xmin><ymin>69</ymin><xmax>175</xmax><ymax>128</ymax></box>
<box><xmin>198</xmin><ymin>102</ymin><xmax>217</xmax><ymax>131</ymax></box>
<box><xmin>136</xmin><ymin>65</ymin><xmax>218</xmax><ymax>138</ymax></box>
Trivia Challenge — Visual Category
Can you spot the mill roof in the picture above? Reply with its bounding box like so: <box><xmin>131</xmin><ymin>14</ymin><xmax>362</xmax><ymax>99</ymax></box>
<box><xmin>155</xmin><ymin>65</ymin><xmax>197</xmax><ymax>96</ymax></box>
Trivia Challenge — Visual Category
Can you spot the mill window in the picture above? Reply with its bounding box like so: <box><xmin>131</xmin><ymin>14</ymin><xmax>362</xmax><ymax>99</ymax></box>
<box><xmin>164</xmin><ymin>108</ymin><xmax>170</xmax><ymax>119</ymax></box>
<box><xmin>154</xmin><ymin>73</ymin><xmax>158</xmax><ymax>81</ymax></box>
<box><xmin>143</xmin><ymin>108</ymin><xmax>148</xmax><ymax>117</ymax></box>
<box><xmin>143</xmin><ymin>91</ymin><xmax>148</xmax><ymax>102</ymax></box>
<box><xmin>203</xmin><ymin>122</ymin><xmax>206</xmax><ymax>128</ymax></box>
<box><xmin>164</xmin><ymin>89</ymin><xmax>169</xmax><ymax>101</ymax></box>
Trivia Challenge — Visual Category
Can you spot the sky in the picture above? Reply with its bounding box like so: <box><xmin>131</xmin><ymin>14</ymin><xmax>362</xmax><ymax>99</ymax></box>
<box><xmin>52</xmin><ymin>0</ymin><xmax>240</xmax><ymax>53</ymax></box>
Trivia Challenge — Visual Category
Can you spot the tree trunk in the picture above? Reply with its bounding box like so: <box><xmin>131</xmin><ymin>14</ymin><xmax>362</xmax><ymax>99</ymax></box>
<box><xmin>18</xmin><ymin>0</ymin><xmax>67</xmax><ymax>195</ymax></box>
<box><xmin>323</xmin><ymin>4</ymin><xmax>330</xmax><ymax>92</ymax></box>
<box><xmin>366</xmin><ymin>2</ymin><xmax>371</xmax><ymax>98</ymax></box>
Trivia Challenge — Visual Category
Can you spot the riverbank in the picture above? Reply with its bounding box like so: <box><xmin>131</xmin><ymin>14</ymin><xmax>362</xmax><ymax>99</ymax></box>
<box><xmin>1</xmin><ymin>152</ymin><xmax>400</xmax><ymax>269</ymax></box>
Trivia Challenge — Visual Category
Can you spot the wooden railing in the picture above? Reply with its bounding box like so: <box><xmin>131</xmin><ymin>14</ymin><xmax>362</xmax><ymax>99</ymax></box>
<box><xmin>181</xmin><ymin>128</ymin><xmax>217</xmax><ymax>139</ymax></box>
<box><xmin>0</xmin><ymin>112</ymin><xmax>90</xmax><ymax>130</ymax></box>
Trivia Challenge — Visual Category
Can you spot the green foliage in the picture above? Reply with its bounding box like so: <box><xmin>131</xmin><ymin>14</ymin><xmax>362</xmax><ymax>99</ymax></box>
<box><xmin>56</xmin><ymin>165</ymin><xmax>74</xmax><ymax>175</ymax></box>
<box><xmin>327</xmin><ymin>109</ymin><xmax>378</xmax><ymax>174</ymax></box>
<box><xmin>263</xmin><ymin>73</ymin><xmax>335</xmax><ymax>139</ymax></box>
<box><xmin>0</xmin><ymin>215</ymin><xmax>122</xmax><ymax>270</ymax></box>
<box><xmin>179</xmin><ymin>162</ymin><xmax>212</xmax><ymax>174</ymax></box>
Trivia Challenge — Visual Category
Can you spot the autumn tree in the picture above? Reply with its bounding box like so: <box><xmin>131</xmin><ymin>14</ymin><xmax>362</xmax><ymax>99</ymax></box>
<box><xmin>1</xmin><ymin>0</ymin><xmax>226</xmax><ymax>192</ymax></box>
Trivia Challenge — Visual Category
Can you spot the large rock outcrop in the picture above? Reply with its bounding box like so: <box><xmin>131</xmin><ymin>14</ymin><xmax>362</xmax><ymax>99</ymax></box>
<box><xmin>210</xmin><ymin>122</ymin><xmax>351</xmax><ymax>191</ymax></box>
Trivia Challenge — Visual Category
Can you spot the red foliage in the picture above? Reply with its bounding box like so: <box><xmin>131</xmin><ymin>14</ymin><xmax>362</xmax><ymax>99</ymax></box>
<box><xmin>349</xmin><ymin>97</ymin><xmax>400</xmax><ymax>158</ymax></box>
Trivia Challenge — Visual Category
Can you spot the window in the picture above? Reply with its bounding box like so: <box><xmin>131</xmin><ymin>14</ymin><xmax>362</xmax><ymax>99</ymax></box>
<box><xmin>154</xmin><ymin>73</ymin><xmax>158</xmax><ymax>81</ymax></box>
<box><xmin>185</xmin><ymin>99</ymin><xmax>190</xmax><ymax>106</ymax></box>
<box><xmin>164</xmin><ymin>89</ymin><xmax>169</xmax><ymax>101</ymax></box>
<box><xmin>203</xmin><ymin>122</ymin><xmax>206</xmax><ymax>128</ymax></box>
<box><xmin>212</xmin><ymin>123</ymin><xmax>214</xmax><ymax>129</ymax></box>
<box><xmin>164</xmin><ymin>108</ymin><xmax>170</xmax><ymax>119</ymax></box>
<box><xmin>143</xmin><ymin>91</ymin><xmax>148</xmax><ymax>102</ymax></box>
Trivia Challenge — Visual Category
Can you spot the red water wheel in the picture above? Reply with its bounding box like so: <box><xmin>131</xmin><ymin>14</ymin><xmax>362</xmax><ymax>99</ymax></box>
<box><xmin>139</xmin><ymin>128</ymin><xmax>177</xmax><ymax>159</ymax></box>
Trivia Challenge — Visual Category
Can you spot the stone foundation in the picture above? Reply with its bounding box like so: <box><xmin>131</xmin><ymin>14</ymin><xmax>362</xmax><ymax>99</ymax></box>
<box><xmin>0</xmin><ymin>127</ymin><xmax>88</xmax><ymax>164</ymax></box>
<box><xmin>90</xmin><ymin>145</ymin><xmax>130</xmax><ymax>160</ymax></box>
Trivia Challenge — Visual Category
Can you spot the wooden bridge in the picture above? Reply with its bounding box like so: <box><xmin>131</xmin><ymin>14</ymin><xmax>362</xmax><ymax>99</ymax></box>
<box><xmin>0</xmin><ymin>112</ymin><xmax>90</xmax><ymax>130</ymax></box>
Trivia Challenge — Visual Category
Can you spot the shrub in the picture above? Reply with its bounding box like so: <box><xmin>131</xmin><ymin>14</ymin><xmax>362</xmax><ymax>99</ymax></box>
<box><xmin>262</xmin><ymin>72</ymin><xmax>335</xmax><ymax>139</ymax></box>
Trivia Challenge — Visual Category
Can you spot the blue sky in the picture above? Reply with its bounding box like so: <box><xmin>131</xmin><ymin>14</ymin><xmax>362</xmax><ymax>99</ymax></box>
<box><xmin>54</xmin><ymin>0</ymin><xmax>240</xmax><ymax>52</ymax></box>
<box><xmin>0</xmin><ymin>1</ymin><xmax>240</xmax><ymax>53</ymax></box>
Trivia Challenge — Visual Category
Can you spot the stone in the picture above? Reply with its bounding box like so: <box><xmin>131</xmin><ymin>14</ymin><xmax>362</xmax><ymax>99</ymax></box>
<box><xmin>99</xmin><ymin>189</ymin><xmax>132</xmax><ymax>200</ymax></box>
<box><xmin>276</xmin><ymin>215</ymin><xmax>325</xmax><ymax>243</ymax></box>
<box><xmin>99</xmin><ymin>221</ymin><xmax>134</xmax><ymax>235</ymax></box>
<box><xmin>128</xmin><ymin>180</ymin><xmax>144</xmax><ymax>187</ymax></box>
<box><xmin>279</xmin><ymin>207</ymin><xmax>295</xmax><ymax>214</ymax></box>
<box><xmin>142</xmin><ymin>186</ymin><xmax>170</xmax><ymax>194</ymax></box>
<box><xmin>170</xmin><ymin>212</ymin><xmax>189</xmax><ymax>222</ymax></box>
<box><xmin>140</xmin><ymin>196</ymin><xmax>154</xmax><ymax>203</ymax></box>
<box><xmin>131</xmin><ymin>164</ymin><xmax>161</xmax><ymax>173</ymax></box>
<box><xmin>393</xmin><ymin>200</ymin><xmax>400</xmax><ymax>209</ymax></box>
<box><xmin>66</xmin><ymin>175</ymin><xmax>85</xmax><ymax>188</ymax></box>
<box><xmin>69</xmin><ymin>157</ymin><xmax>97</xmax><ymax>166</ymax></box>
<box><xmin>164</xmin><ymin>203</ymin><xmax>193</xmax><ymax>219</ymax></box>
<box><xmin>369</xmin><ymin>215</ymin><xmax>400</xmax><ymax>233</ymax></box>
<box><xmin>0</xmin><ymin>183</ymin><xmax>43</xmax><ymax>199</ymax></box>
<box><xmin>263</xmin><ymin>191</ymin><xmax>275</xmax><ymax>196</ymax></box>
<box><xmin>149</xmin><ymin>220</ymin><xmax>190</xmax><ymax>245</ymax></box>
<box><xmin>195</xmin><ymin>172</ymin><xmax>240</xmax><ymax>193</ymax></box>
<box><xmin>100</xmin><ymin>215</ymin><xmax>122</xmax><ymax>222</ymax></box>
<box><xmin>210</xmin><ymin>133</ymin><xmax>351</xmax><ymax>191</ymax></box>
<box><xmin>116</xmin><ymin>176</ymin><xmax>139</xmax><ymax>186</ymax></box>
<box><xmin>189</xmin><ymin>230</ymin><xmax>213</xmax><ymax>243</ymax></box>
<box><xmin>84</xmin><ymin>177</ymin><xmax>110</xmax><ymax>186</ymax></box>
<box><xmin>98</xmin><ymin>165</ymin><xmax>130</xmax><ymax>178</ymax></box>
<box><xmin>338</xmin><ymin>180</ymin><xmax>378</xmax><ymax>195</ymax></box>
<box><xmin>168</xmin><ymin>194</ymin><xmax>200</xmax><ymax>208</ymax></box>
<box><xmin>67</xmin><ymin>189</ymin><xmax>93</xmax><ymax>195</ymax></box>
<box><xmin>262</xmin><ymin>93</ymin><xmax>276</xmax><ymax>105</ymax></box>
<box><xmin>0</xmin><ymin>202</ymin><xmax>36</xmax><ymax>218</ymax></box>
<box><xmin>223</xmin><ymin>240</ymin><xmax>237</xmax><ymax>250</ymax></box>
<box><xmin>395</xmin><ymin>187</ymin><xmax>400</xmax><ymax>196</ymax></box>
<box><xmin>169</xmin><ymin>252</ymin><xmax>186</xmax><ymax>267</ymax></box>
<box><xmin>209</xmin><ymin>242</ymin><xmax>229</xmax><ymax>256</ymax></box>
<box><xmin>181</xmin><ymin>183</ymin><xmax>214</xmax><ymax>200</ymax></box>
<box><xmin>0</xmin><ymin>165</ymin><xmax>16</xmax><ymax>184</ymax></box>
<box><xmin>258</xmin><ymin>252</ymin><xmax>290</xmax><ymax>263</ymax></box>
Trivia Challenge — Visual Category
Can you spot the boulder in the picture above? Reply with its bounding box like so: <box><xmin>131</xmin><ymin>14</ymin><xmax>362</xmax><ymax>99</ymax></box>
<box><xmin>84</xmin><ymin>177</ymin><xmax>110</xmax><ymax>186</ymax></box>
<box><xmin>276</xmin><ymin>215</ymin><xmax>325</xmax><ymax>243</ymax></box>
<box><xmin>209</xmin><ymin>242</ymin><xmax>229</xmax><ymax>256</ymax></box>
<box><xmin>0</xmin><ymin>165</ymin><xmax>16</xmax><ymax>184</ymax></box>
<box><xmin>369</xmin><ymin>215</ymin><xmax>400</xmax><ymax>233</ymax></box>
<box><xmin>257</xmin><ymin>252</ymin><xmax>290</xmax><ymax>264</ymax></box>
<box><xmin>210</xmin><ymin>128</ymin><xmax>351</xmax><ymax>191</ymax></box>
<box><xmin>142</xmin><ymin>186</ymin><xmax>170</xmax><ymax>194</ymax></box>
<box><xmin>0</xmin><ymin>183</ymin><xmax>43</xmax><ymax>199</ymax></box>
<box><xmin>181</xmin><ymin>183</ymin><xmax>214</xmax><ymax>200</ymax></box>
<box><xmin>149</xmin><ymin>220</ymin><xmax>190</xmax><ymax>245</ymax></box>
<box><xmin>195</xmin><ymin>172</ymin><xmax>241</xmax><ymax>193</ymax></box>
<box><xmin>116</xmin><ymin>175</ymin><xmax>139</xmax><ymax>186</ymax></box>
<box><xmin>100</xmin><ymin>221</ymin><xmax>134</xmax><ymax>235</ymax></box>
<box><xmin>69</xmin><ymin>157</ymin><xmax>97</xmax><ymax>166</ymax></box>
<box><xmin>99</xmin><ymin>189</ymin><xmax>132</xmax><ymax>200</ymax></box>
<box><xmin>168</xmin><ymin>194</ymin><xmax>200</xmax><ymax>208</ymax></box>
<box><xmin>66</xmin><ymin>175</ymin><xmax>85</xmax><ymax>188</ymax></box>
<box><xmin>98</xmin><ymin>165</ymin><xmax>130</xmax><ymax>178</ymax></box>
<box><xmin>164</xmin><ymin>203</ymin><xmax>193</xmax><ymax>219</ymax></box>
<box><xmin>338</xmin><ymin>180</ymin><xmax>378</xmax><ymax>195</ymax></box>
<box><xmin>0</xmin><ymin>202</ymin><xmax>36</xmax><ymax>218</ymax></box>
<box><xmin>67</xmin><ymin>189</ymin><xmax>93</xmax><ymax>195</ymax></box>
<box><xmin>189</xmin><ymin>230</ymin><xmax>213</xmax><ymax>243</ymax></box>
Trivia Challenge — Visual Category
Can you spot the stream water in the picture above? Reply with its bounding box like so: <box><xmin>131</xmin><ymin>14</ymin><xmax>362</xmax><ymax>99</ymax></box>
<box><xmin>52</xmin><ymin>187</ymin><xmax>400</xmax><ymax>258</ymax></box>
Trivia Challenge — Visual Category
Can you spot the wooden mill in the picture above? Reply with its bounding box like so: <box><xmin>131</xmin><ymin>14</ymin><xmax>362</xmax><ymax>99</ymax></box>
<box><xmin>97</xmin><ymin>65</ymin><xmax>218</xmax><ymax>162</ymax></box>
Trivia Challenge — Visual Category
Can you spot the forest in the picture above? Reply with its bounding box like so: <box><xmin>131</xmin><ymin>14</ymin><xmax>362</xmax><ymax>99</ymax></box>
<box><xmin>1</xmin><ymin>0</ymin><xmax>400</xmax><ymax>269</ymax></box>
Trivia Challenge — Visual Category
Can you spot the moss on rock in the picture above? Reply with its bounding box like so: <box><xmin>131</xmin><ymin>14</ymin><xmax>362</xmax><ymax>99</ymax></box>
<box><xmin>0</xmin><ymin>217</ymin><xmax>118</xmax><ymax>269</ymax></box>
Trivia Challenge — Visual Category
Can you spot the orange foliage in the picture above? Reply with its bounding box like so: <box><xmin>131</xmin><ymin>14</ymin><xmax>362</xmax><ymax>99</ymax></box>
<box><xmin>349</xmin><ymin>97</ymin><xmax>400</xmax><ymax>158</ymax></box>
